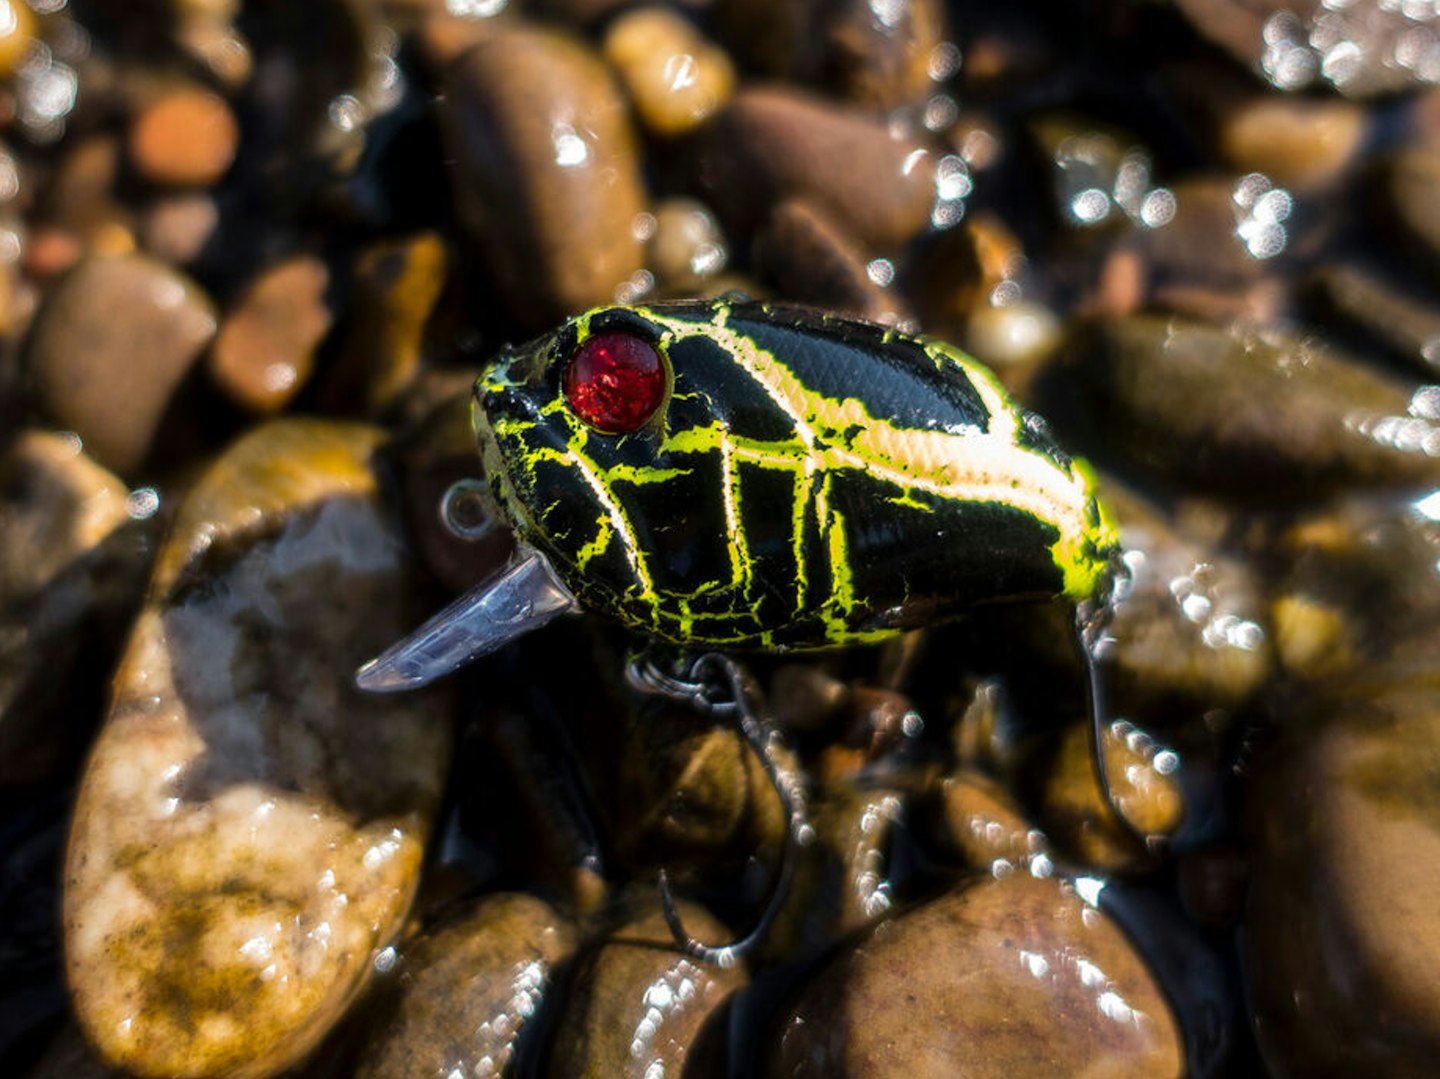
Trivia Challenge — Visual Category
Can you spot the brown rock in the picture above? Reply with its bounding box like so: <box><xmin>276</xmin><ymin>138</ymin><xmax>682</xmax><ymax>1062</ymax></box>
<box><xmin>603</xmin><ymin>7</ymin><xmax>735</xmax><ymax>138</ymax></box>
<box><xmin>547</xmin><ymin>901</ymin><xmax>746</xmax><ymax>1079</ymax></box>
<box><xmin>1141</xmin><ymin>177</ymin><xmax>1274</xmax><ymax>291</ymax></box>
<box><xmin>1218</xmin><ymin>95</ymin><xmax>1366</xmax><ymax>191</ymax></box>
<box><xmin>0</xmin><ymin>431</ymin><xmax>130</xmax><ymax>602</ymax></box>
<box><xmin>772</xmin><ymin>874</ymin><xmax>1183</xmax><ymax>1078</ymax></box>
<box><xmin>63</xmin><ymin>419</ymin><xmax>453</xmax><ymax>1079</ymax></box>
<box><xmin>1174</xmin><ymin>0</ymin><xmax>1436</xmax><ymax>97</ymax></box>
<box><xmin>1311</xmin><ymin>262</ymin><xmax>1440</xmax><ymax>377</ymax></box>
<box><xmin>715</xmin><ymin>0</ymin><xmax>947</xmax><ymax>110</ymax></box>
<box><xmin>963</xmin><ymin>299</ymin><xmax>1062</xmax><ymax>371</ymax></box>
<box><xmin>1100</xmin><ymin>477</ymin><xmax>1273</xmax><ymax>720</ymax></box>
<box><xmin>693</xmin><ymin>87</ymin><xmax>941</xmax><ymax>250</ymax></box>
<box><xmin>1244</xmin><ymin>682</ymin><xmax>1440</xmax><ymax>1077</ymax></box>
<box><xmin>1052</xmin><ymin>315</ymin><xmax>1440</xmax><ymax>500</ymax></box>
<box><xmin>28</xmin><ymin>255</ymin><xmax>217</xmax><ymax>475</ymax></box>
<box><xmin>210</xmin><ymin>254</ymin><xmax>331</xmax><ymax>414</ymax></box>
<box><xmin>933</xmin><ymin>770</ymin><xmax>1050</xmax><ymax>876</ymax></box>
<box><xmin>326</xmin><ymin>232</ymin><xmax>448</xmax><ymax>416</ymax></box>
<box><xmin>766</xmin><ymin>785</ymin><xmax>907</xmax><ymax>959</ymax></box>
<box><xmin>391</xmin><ymin>382</ymin><xmax>514</xmax><ymax>594</ymax></box>
<box><xmin>440</xmin><ymin>24</ymin><xmax>647</xmax><ymax>328</ymax></box>
<box><xmin>753</xmin><ymin>198</ymin><xmax>906</xmax><ymax>324</ymax></box>
<box><xmin>38</xmin><ymin>135</ymin><xmax>130</xmax><ymax>246</ymax></box>
<box><xmin>769</xmin><ymin>663</ymin><xmax>850</xmax><ymax>734</ymax></box>
<box><xmin>1270</xmin><ymin>494</ymin><xmax>1440</xmax><ymax>684</ymax></box>
<box><xmin>0</xmin><ymin>431</ymin><xmax>149</xmax><ymax>786</ymax></box>
<box><xmin>356</xmin><ymin>894</ymin><xmax>578</xmax><ymax>1079</ymax></box>
<box><xmin>1383</xmin><ymin>146</ymin><xmax>1440</xmax><ymax>285</ymax></box>
<box><xmin>128</xmin><ymin>88</ymin><xmax>240</xmax><ymax>188</ymax></box>
<box><xmin>615</xmin><ymin>697</ymin><xmax>786</xmax><ymax>866</ymax></box>
<box><xmin>647</xmin><ymin>197</ymin><xmax>729</xmax><ymax>296</ymax></box>
<box><xmin>1039</xmin><ymin>719</ymin><xmax>1174</xmax><ymax>872</ymax></box>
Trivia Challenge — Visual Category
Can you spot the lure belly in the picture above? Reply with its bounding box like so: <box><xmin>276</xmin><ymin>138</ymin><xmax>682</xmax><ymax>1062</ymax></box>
<box><xmin>358</xmin><ymin>299</ymin><xmax>1119</xmax><ymax>687</ymax></box>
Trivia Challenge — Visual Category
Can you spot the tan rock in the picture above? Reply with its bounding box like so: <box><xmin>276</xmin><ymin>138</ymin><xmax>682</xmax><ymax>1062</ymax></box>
<box><xmin>604</xmin><ymin>7</ymin><xmax>735</xmax><ymax>138</ymax></box>
<box><xmin>64</xmin><ymin>419</ymin><xmax>453</xmax><ymax>1079</ymax></box>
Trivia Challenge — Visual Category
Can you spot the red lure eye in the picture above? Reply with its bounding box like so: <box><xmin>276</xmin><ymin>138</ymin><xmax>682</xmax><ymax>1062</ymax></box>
<box><xmin>562</xmin><ymin>330</ymin><xmax>667</xmax><ymax>434</ymax></box>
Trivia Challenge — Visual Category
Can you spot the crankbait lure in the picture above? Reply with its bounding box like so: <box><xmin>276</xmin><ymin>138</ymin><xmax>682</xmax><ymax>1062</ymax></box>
<box><xmin>357</xmin><ymin>298</ymin><xmax>1123</xmax><ymax>961</ymax></box>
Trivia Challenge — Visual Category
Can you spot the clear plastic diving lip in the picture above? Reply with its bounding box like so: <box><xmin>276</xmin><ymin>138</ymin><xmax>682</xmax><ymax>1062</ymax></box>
<box><xmin>354</xmin><ymin>542</ymin><xmax>580</xmax><ymax>692</ymax></box>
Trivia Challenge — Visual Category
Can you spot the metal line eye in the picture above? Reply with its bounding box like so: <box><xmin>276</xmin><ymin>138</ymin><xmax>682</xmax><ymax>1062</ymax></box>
<box><xmin>563</xmin><ymin>330</ymin><xmax>666</xmax><ymax>433</ymax></box>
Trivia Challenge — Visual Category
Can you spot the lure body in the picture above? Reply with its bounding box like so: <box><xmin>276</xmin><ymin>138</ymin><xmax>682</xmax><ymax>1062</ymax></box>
<box><xmin>474</xmin><ymin>299</ymin><xmax>1119</xmax><ymax>651</ymax></box>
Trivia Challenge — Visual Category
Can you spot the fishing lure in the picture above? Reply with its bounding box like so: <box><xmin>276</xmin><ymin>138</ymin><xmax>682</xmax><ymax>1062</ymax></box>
<box><xmin>358</xmin><ymin>298</ymin><xmax>1122</xmax><ymax>961</ymax></box>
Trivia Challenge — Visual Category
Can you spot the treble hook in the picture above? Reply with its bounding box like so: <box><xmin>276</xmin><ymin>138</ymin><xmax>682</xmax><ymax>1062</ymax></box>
<box><xmin>624</xmin><ymin>652</ymin><xmax>810</xmax><ymax>968</ymax></box>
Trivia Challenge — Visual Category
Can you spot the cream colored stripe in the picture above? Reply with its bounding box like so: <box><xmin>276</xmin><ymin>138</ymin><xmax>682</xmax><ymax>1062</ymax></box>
<box><xmin>644</xmin><ymin>311</ymin><xmax>1092</xmax><ymax>547</ymax></box>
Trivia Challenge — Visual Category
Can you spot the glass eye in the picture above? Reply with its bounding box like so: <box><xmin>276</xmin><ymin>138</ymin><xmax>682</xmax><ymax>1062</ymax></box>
<box><xmin>562</xmin><ymin>330</ymin><xmax>666</xmax><ymax>434</ymax></box>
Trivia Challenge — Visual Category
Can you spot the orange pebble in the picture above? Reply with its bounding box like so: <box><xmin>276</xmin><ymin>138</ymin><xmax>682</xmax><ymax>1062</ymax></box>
<box><xmin>129</xmin><ymin>89</ymin><xmax>239</xmax><ymax>188</ymax></box>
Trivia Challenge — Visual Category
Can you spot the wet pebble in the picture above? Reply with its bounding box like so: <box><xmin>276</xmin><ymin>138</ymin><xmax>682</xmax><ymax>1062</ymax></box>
<box><xmin>1243</xmin><ymin>681</ymin><xmax>1440</xmax><ymax>1077</ymax></box>
<box><xmin>1381</xmin><ymin>146</ymin><xmax>1440</xmax><ymax>285</ymax></box>
<box><xmin>0</xmin><ymin>431</ymin><xmax>130</xmax><ymax>602</ymax></box>
<box><xmin>391</xmin><ymin>382</ymin><xmax>514</xmax><ymax>594</ymax></box>
<box><xmin>546</xmin><ymin>901</ymin><xmax>745</xmax><ymax>1079</ymax></box>
<box><xmin>615</xmin><ymin>698</ymin><xmax>785</xmax><ymax>867</ymax></box>
<box><xmin>63</xmin><ymin>419</ymin><xmax>453</xmax><ymax>1078</ymax></box>
<box><xmin>440</xmin><ymin>23</ymin><xmax>646</xmax><ymax>328</ymax></box>
<box><xmin>769</xmin><ymin>784</ymin><xmax>906</xmax><ymax>958</ymax></box>
<box><xmin>692</xmin><ymin>86</ymin><xmax>942</xmax><ymax>251</ymax></box>
<box><xmin>1217</xmin><ymin>95</ymin><xmax>1366</xmax><ymax>192</ymax></box>
<box><xmin>128</xmin><ymin>88</ymin><xmax>240</xmax><ymax>188</ymax></box>
<box><xmin>1173</xmin><ymin>0</ymin><xmax>1439</xmax><ymax>97</ymax></box>
<box><xmin>753</xmin><ymin>198</ymin><xmax>906</xmax><ymax>324</ymax></box>
<box><xmin>1311</xmin><ymin>262</ymin><xmax>1440</xmax><ymax>376</ymax></box>
<box><xmin>324</xmin><ymin>232</ymin><xmax>448</xmax><ymax>416</ymax></box>
<box><xmin>715</xmin><ymin>0</ymin><xmax>948</xmax><ymax>110</ymax></box>
<box><xmin>603</xmin><ymin>7</ymin><xmax>735</xmax><ymax>138</ymax></box>
<box><xmin>139</xmin><ymin>193</ymin><xmax>221</xmax><ymax>267</ymax></box>
<box><xmin>964</xmin><ymin>299</ymin><xmax>1062</xmax><ymax>371</ymax></box>
<box><xmin>1270</xmin><ymin>493</ymin><xmax>1440</xmax><ymax>682</ymax></box>
<box><xmin>28</xmin><ymin>254</ymin><xmax>217</xmax><ymax>475</ymax></box>
<box><xmin>646</xmin><ymin>197</ymin><xmax>728</xmax><ymax>296</ymax></box>
<box><xmin>1102</xmin><ymin>479</ymin><xmax>1273</xmax><ymax>722</ymax></box>
<box><xmin>355</xmin><ymin>894</ymin><xmax>578</xmax><ymax>1079</ymax></box>
<box><xmin>1051</xmin><ymin>315</ymin><xmax>1440</xmax><ymax>499</ymax></box>
<box><xmin>0</xmin><ymin>0</ymin><xmax>35</xmax><ymax>80</ymax></box>
<box><xmin>1141</xmin><ymin>178</ymin><xmax>1278</xmax><ymax>295</ymax></box>
<box><xmin>1039</xmin><ymin>717</ymin><xmax>1180</xmax><ymax>871</ymax></box>
<box><xmin>0</xmin><ymin>431</ymin><xmax>148</xmax><ymax>786</ymax></box>
<box><xmin>210</xmin><ymin>254</ymin><xmax>331</xmax><ymax>415</ymax></box>
<box><xmin>772</xmin><ymin>873</ymin><xmax>1183</xmax><ymax>1077</ymax></box>
<box><xmin>36</xmin><ymin>136</ymin><xmax>130</xmax><ymax>258</ymax></box>
<box><xmin>932</xmin><ymin>770</ymin><xmax>1050</xmax><ymax>877</ymax></box>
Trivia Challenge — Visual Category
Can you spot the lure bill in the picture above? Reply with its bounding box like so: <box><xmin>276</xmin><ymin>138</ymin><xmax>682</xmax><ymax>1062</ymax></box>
<box><xmin>357</xmin><ymin>298</ymin><xmax>1121</xmax><ymax>689</ymax></box>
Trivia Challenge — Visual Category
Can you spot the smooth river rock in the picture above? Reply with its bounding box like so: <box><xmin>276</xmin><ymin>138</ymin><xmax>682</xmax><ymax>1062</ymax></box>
<box><xmin>1244</xmin><ymin>682</ymin><xmax>1440</xmax><ymax>1078</ymax></box>
<box><xmin>28</xmin><ymin>254</ymin><xmax>217</xmax><ymax>476</ymax></box>
<box><xmin>356</xmin><ymin>894</ymin><xmax>578</xmax><ymax>1079</ymax></box>
<box><xmin>63</xmin><ymin>419</ymin><xmax>453</xmax><ymax>1079</ymax></box>
<box><xmin>772</xmin><ymin>874</ymin><xmax>1183</xmax><ymax>1078</ymax></box>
